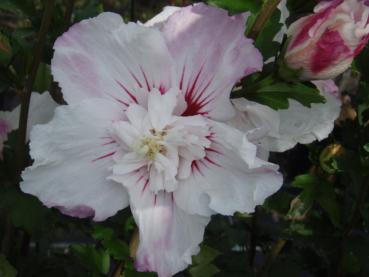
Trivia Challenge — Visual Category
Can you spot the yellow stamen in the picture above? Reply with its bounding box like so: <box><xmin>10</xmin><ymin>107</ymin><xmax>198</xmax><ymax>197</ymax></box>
<box><xmin>136</xmin><ymin>130</ymin><xmax>166</xmax><ymax>160</ymax></box>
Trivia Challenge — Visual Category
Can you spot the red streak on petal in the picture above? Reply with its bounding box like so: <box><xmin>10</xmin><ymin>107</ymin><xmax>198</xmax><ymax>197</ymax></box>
<box><xmin>171</xmin><ymin>192</ymin><xmax>174</xmax><ymax>203</ymax></box>
<box><xmin>140</xmin><ymin>66</ymin><xmax>151</xmax><ymax>92</ymax></box>
<box><xmin>191</xmin><ymin>161</ymin><xmax>204</xmax><ymax>176</ymax></box>
<box><xmin>115</xmin><ymin>98</ymin><xmax>129</xmax><ymax>106</ymax></box>
<box><xmin>130</xmin><ymin>72</ymin><xmax>143</xmax><ymax>88</ymax></box>
<box><xmin>185</xmin><ymin>67</ymin><xmax>203</xmax><ymax>100</ymax></box>
<box><xmin>107</xmin><ymin>93</ymin><xmax>129</xmax><ymax>106</ymax></box>
<box><xmin>159</xmin><ymin>84</ymin><xmax>166</xmax><ymax>94</ymax></box>
<box><xmin>192</xmin><ymin>78</ymin><xmax>213</xmax><ymax>104</ymax></box>
<box><xmin>179</xmin><ymin>65</ymin><xmax>186</xmax><ymax>90</ymax></box>
<box><xmin>92</xmin><ymin>151</ymin><xmax>116</xmax><ymax>162</ymax></box>
<box><xmin>102</xmin><ymin>140</ymin><xmax>116</xmax><ymax>146</ymax></box>
<box><xmin>182</xmin><ymin>66</ymin><xmax>215</xmax><ymax>116</ymax></box>
<box><xmin>205</xmin><ymin>147</ymin><xmax>222</xmax><ymax>155</ymax></box>
<box><xmin>136</xmin><ymin>175</ymin><xmax>145</xmax><ymax>185</ymax></box>
<box><xmin>204</xmin><ymin>156</ymin><xmax>221</xmax><ymax>167</ymax></box>
<box><xmin>141</xmin><ymin>179</ymin><xmax>149</xmax><ymax>193</ymax></box>
<box><xmin>116</xmin><ymin>80</ymin><xmax>138</xmax><ymax>103</ymax></box>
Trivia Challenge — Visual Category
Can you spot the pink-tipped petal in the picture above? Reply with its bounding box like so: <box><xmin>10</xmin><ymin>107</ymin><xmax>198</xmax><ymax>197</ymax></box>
<box><xmin>160</xmin><ymin>3</ymin><xmax>263</xmax><ymax>120</ymax></box>
<box><xmin>114</xmin><ymin>170</ymin><xmax>210</xmax><ymax>277</ymax></box>
<box><xmin>133</xmin><ymin>192</ymin><xmax>209</xmax><ymax>277</ymax></box>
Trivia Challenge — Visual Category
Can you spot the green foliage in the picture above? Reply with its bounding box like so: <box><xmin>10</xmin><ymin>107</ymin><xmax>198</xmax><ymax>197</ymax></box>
<box><xmin>207</xmin><ymin>0</ymin><xmax>262</xmax><ymax>14</ymax></box>
<box><xmin>245</xmin><ymin>81</ymin><xmax>326</xmax><ymax>110</ymax></box>
<box><xmin>0</xmin><ymin>255</ymin><xmax>17</xmax><ymax>277</ymax></box>
<box><xmin>254</xmin><ymin>7</ymin><xmax>282</xmax><ymax>60</ymax></box>
<box><xmin>292</xmin><ymin>174</ymin><xmax>340</xmax><ymax>227</ymax></box>
<box><xmin>92</xmin><ymin>226</ymin><xmax>129</xmax><ymax>259</ymax></box>
<box><xmin>34</xmin><ymin>63</ymin><xmax>52</xmax><ymax>92</ymax></box>
<box><xmin>71</xmin><ymin>245</ymin><xmax>110</xmax><ymax>275</ymax></box>
<box><xmin>190</xmin><ymin>245</ymin><xmax>220</xmax><ymax>277</ymax></box>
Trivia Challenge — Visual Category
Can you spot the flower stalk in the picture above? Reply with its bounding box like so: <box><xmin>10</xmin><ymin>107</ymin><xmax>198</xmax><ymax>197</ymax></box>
<box><xmin>248</xmin><ymin>0</ymin><xmax>282</xmax><ymax>40</ymax></box>
<box><xmin>17</xmin><ymin>0</ymin><xmax>55</xmax><ymax>172</ymax></box>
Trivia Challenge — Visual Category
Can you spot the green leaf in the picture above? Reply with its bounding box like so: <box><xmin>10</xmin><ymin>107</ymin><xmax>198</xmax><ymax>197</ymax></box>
<box><xmin>207</xmin><ymin>0</ymin><xmax>262</xmax><ymax>14</ymax></box>
<box><xmin>92</xmin><ymin>226</ymin><xmax>129</xmax><ymax>260</ymax></box>
<box><xmin>316</xmin><ymin>187</ymin><xmax>340</xmax><ymax>227</ymax></box>
<box><xmin>34</xmin><ymin>63</ymin><xmax>52</xmax><ymax>92</ymax></box>
<box><xmin>364</xmin><ymin>143</ymin><xmax>369</xmax><ymax>153</ymax></box>
<box><xmin>102</xmin><ymin>238</ymin><xmax>129</xmax><ymax>260</ymax></box>
<box><xmin>0</xmin><ymin>0</ymin><xmax>35</xmax><ymax>16</ymax></box>
<box><xmin>292</xmin><ymin>174</ymin><xmax>340</xmax><ymax>227</ymax></box>
<box><xmin>124</xmin><ymin>260</ymin><xmax>156</xmax><ymax>277</ymax></box>
<box><xmin>247</xmin><ymin>82</ymin><xmax>326</xmax><ymax>110</ymax></box>
<box><xmin>189</xmin><ymin>263</ymin><xmax>220</xmax><ymax>277</ymax></box>
<box><xmin>71</xmin><ymin>245</ymin><xmax>110</xmax><ymax>275</ymax></box>
<box><xmin>192</xmin><ymin>245</ymin><xmax>220</xmax><ymax>265</ymax></box>
<box><xmin>92</xmin><ymin>225</ymin><xmax>114</xmax><ymax>241</ymax></box>
<box><xmin>254</xmin><ymin>7</ymin><xmax>282</xmax><ymax>60</ymax></box>
<box><xmin>75</xmin><ymin>0</ymin><xmax>104</xmax><ymax>22</ymax></box>
<box><xmin>0</xmin><ymin>255</ymin><xmax>17</xmax><ymax>277</ymax></box>
<box><xmin>292</xmin><ymin>174</ymin><xmax>317</xmax><ymax>189</ymax></box>
<box><xmin>0</xmin><ymin>188</ymin><xmax>52</xmax><ymax>235</ymax></box>
<box><xmin>190</xmin><ymin>245</ymin><xmax>220</xmax><ymax>277</ymax></box>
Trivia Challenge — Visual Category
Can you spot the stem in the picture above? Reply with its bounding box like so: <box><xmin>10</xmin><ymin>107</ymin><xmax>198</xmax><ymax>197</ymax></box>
<box><xmin>111</xmin><ymin>261</ymin><xmax>123</xmax><ymax>277</ymax></box>
<box><xmin>129</xmin><ymin>228</ymin><xmax>139</xmax><ymax>258</ymax></box>
<box><xmin>0</xmin><ymin>218</ymin><xmax>13</xmax><ymax>255</ymax></box>
<box><xmin>48</xmin><ymin>0</ymin><xmax>74</xmax><ymax>105</ymax></box>
<box><xmin>248</xmin><ymin>0</ymin><xmax>282</xmax><ymax>40</ymax></box>
<box><xmin>334</xmin><ymin>177</ymin><xmax>369</xmax><ymax>276</ymax></box>
<box><xmin>249</xmin><ymin>207</ymin><xmax>260</xmax><ymax>266</ymax></box>
<box><xmin>130</xmin><ymin>0</ymin><xmax>136</xmax><ymax>21</ymax></box>
<box><xmin>231</xmin><ymin>74</ymin><xmax>276</xmax><ymax>99</ymax></box>
<box><xmin>256</xmin><ymin>239</ymin><xmax>287</xmax><ymax>276</ymax></box>
<box><xmin>343</xmin><ymin>176</ymin><xmax>369</xmax><ymax>237</ymax></box>
<box><xmin>63</xmin><ymin>0</ymin><xmax>74</xmax><ymax>32</ymax></box>
<box><xmin>17</xmin><ymin>0</ymin><xmax>55</xmax><ymax>172</ymax></box>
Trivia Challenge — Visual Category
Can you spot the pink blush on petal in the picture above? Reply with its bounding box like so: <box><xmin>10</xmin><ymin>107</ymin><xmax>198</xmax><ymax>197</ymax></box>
<box><xmin>0</xmin><ymin>119</ymin><xmax>10</xmax><ymax>136</ymax></box>
<box><xmin>311</xmin><ymin>29</ymin><xmax>351</xmax><ymax>73</ymax></box>
<box><xmin>53</xmin><ymin>204</ymin><xmax>95</xmax><ymax>218</ymax></box>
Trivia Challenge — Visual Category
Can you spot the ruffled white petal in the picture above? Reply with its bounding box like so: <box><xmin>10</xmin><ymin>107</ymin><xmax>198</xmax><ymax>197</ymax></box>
<box><xmin>52</xmin><ymin>12</ymin><xmax>175</xmax><ymax>105</ymax></box>
<box><xmin>175</xmin><ymin>122</ymin><xmax>283</xmax><ymax>216</ymax></box>
<box><xmin>21</xmin><ymin>98</ymin><xmax>129</xmax><ymax>221</ymax></box>
<box><xmin>148</xmin><ymin>88</ymin><xmax>178</xmax><ymax>130</ymax></box>
<box><xmin>111</xmin><ymin>170</ymin><xmax>210</xmax><ymax>277</ymax></box>
<box><xmin>230</xmin><ymin>80</ymin><xmax>341</xmax><ymax>152</ymax></box>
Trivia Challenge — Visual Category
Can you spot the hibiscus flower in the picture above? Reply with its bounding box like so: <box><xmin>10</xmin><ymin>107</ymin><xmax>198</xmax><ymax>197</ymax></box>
<box><xmin>21</xmin><ymin>4</ymin><xmax>283</xmax><ymax>276</ymax></box>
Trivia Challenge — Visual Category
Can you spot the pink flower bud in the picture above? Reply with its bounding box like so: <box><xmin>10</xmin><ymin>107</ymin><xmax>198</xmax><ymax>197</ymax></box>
<box><xmin>284</xmin><ymin>0</ymin><xmax>369</xmax><ymax>80</ymax></box>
